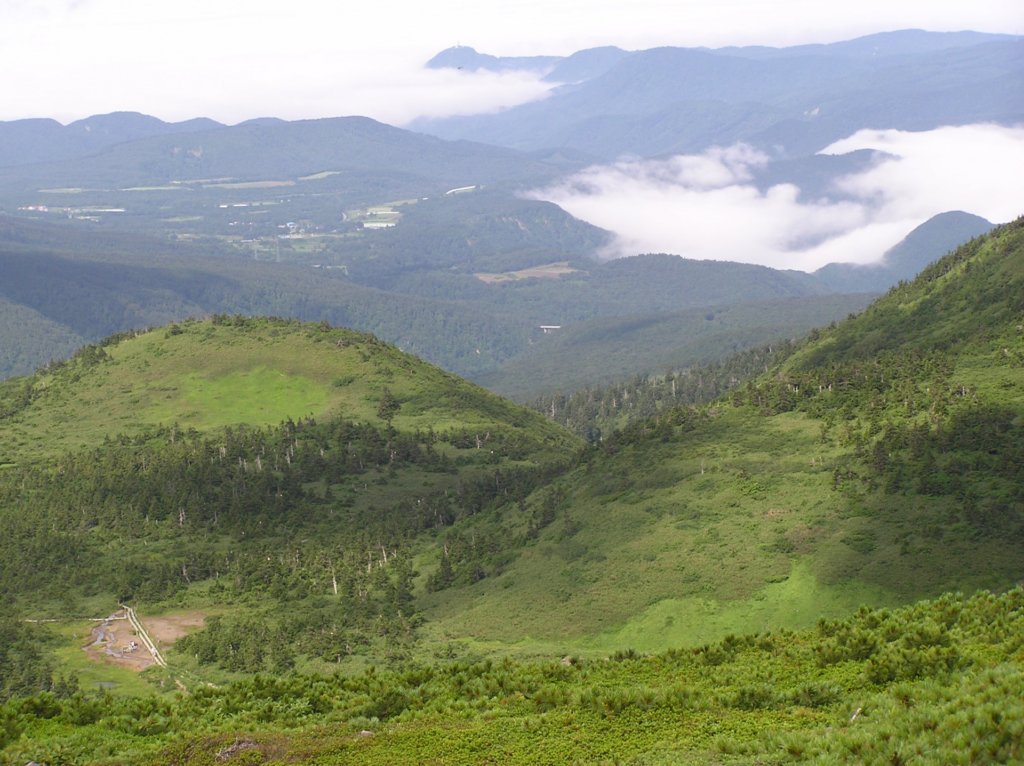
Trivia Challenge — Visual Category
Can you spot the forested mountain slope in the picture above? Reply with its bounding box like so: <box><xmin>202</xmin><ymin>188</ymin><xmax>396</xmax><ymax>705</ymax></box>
<box><xmin>0</xmin><ymin>215</ymin><xmax>557</xmax><ymax>380</ymax></box>
<box><xmin>482</xmin><ymin>293</ymin><xmax>873</xmax><ymax>400</ymax></box>
<box><xmin>421</xmin><ymin>217</ymin><xmax>1024</xmax><ymax>650</ymax></box>
<box><xmin>0</xmin><ymin>216</ymin><xmax>857</xmax><ymax>387</ymax></box>
<box><xmin>0</xmin><ymin>317</ymin><xmax>577</xmax><ymax>678</ymax></box>
<box><xmin>1</xmin><ymin>222</ymin><xmax>1022</xmax><ymax>764</ymax></box>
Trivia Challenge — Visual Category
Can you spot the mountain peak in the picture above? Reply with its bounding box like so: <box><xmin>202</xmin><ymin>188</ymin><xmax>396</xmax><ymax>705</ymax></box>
<box><xmin>426</xmin><ymin>45</ymin><xmax>560</xmax><ymax>73</ymax></box>
<box><xmin>813</xmin><ymin>211</ymin><xmax>996</xmax><ymax>293</ymax></box>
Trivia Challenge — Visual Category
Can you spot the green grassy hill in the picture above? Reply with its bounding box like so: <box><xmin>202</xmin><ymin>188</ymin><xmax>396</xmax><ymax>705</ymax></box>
<box><xmin>0</xmin><ymin>318</ymin><xmax>578</xmax><ymax>691</ymax></box>
<box><xmin>0</xmin><ymin>316</ymin><xmax>571</xmax><ymax>463</ymax></box>
<box><xmin>418</xmin><ymin>217</ymin><xmax>1024</xmax><ymax>653</ymax></box>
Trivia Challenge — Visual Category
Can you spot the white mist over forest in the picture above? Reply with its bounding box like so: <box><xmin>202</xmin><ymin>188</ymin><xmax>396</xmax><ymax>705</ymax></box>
<box><xmin>530</xmin><ymin>124</ymin><xmax>1024</xmax><ymax>271</ymax></box>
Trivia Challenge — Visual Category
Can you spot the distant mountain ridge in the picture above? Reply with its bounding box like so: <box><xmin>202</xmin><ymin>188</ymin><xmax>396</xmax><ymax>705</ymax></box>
<box><xmin>426</xmin><ymin>46</ymin><xmax>562</xmax><ymax>73</ymax></box>
<box><xmin>416</xmin><ymin>30</ymin><xmax>1024</xmax><ymax>159</ymax></box>
<box><xmin>0</xmin><ymin>111</ymin><xmax>224</xmax><ymax>169</ymax></box>
<box><xmin>0</xmin><ymin>114</ymin><xmax>561</xmax><ymax>191</ymax></box>
<box><xmin>427</xmin><ymin>45</ymin><xmax>630</xmax><ymax>83</ymax></box>
<box><xmin>429</xmin><ymin>30</ymin><xmax>1019</xmax><ymax>75</ymax></box>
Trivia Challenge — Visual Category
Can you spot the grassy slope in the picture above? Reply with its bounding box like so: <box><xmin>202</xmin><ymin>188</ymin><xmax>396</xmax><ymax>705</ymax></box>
<box><xmin>0</xmin><ymin>316</ymin><xmax>573</xmax><ymax>463</ymax></box>
<box><xmin>420</xmin><ymin>218</ymin><xmax>1024</xmax><ymax>653</ymax></box>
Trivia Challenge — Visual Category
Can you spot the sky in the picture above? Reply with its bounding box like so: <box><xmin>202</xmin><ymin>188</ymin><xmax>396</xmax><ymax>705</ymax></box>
<box><xmin>1</xmin><ymin>0</ymin><xmax>1020</xmax><ymax>125</ymax></box>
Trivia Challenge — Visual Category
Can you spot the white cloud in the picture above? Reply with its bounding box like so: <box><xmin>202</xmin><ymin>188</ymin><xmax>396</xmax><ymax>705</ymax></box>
<box><xmin>529</xmin><ymin>124</ymin><xmax>1024</xmax><ymax>271</ymax></box>
<box><xmin>0</xmin><ymin>0</ymin><xmax>558</xmax><ymax>124</ymax></box>
<box><xmin>824</xmin><ymin>124</ymin><xmax>1024</xmax><ymax>224</ymax></box>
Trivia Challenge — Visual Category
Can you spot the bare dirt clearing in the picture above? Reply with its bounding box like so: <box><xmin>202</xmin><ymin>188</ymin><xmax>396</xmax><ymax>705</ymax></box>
<box><xmin>83</xmin><ymin>609</ymin><xmax>205</xmax><ymax>672</ymax></box>
<box><xmin>146</xmin><ymin>611</ymin><xmax>206</xmax><ymax>646</ymax></box>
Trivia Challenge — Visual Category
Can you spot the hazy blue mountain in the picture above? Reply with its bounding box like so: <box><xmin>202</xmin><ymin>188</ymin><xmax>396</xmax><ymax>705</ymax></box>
<box><xmin>0</xmin><ymin>115</ymin><xmax>573</xmax><ymax>197</ymax></box>
<box><xmin>713</xmin><ymin>28</ymin><xmax>1021</xmax><ymax>60</ymax></box>
<box><xmin>746</xmin><ymin>40</ymin><xmax>1024</xmax><ymax>156</ymax></box>
<box><xmin>813</xmin><ymin>211</ymin><xmax>996</xmax><ymax>293</ymax></box>
<box><xmin>414</xmin><ymin>32</ymin><xmax>1024</xmax><ymax>159</ymax></box>
<box><xmin>68</xmin><ymin>112</ymin><xmax>222</xmax><ymax>144</ymax></box>
<box><xmin>426</xmin><ymin>46</ymin><xmax>560</xmax><ymax>72</ymax></box>
<box><xmin>234</xmin><ymin>116</ymin><xmax>289</xmax><ymax>127</ymax></box>
<box><xmin>543</xmin><ymin>46</ymin><xmax>630</xmax><ymax>83</ymax></box>
<box><xmin>0</xmin><ymin>111</ymin><xmax>223</xmax><ymax>169</ymax></box>
<box><xmin>749</xmin><ymin>149</ymin><xmax>881</xmax><ymax>200</ymax></box>
<box><xmin>426</xmin><ymin>44</ymin><xmax>629</xmax><ymax>80</ymax></box>
<box><xmin>428</xmin><ymin>31</ymin><xmax>1013</xmax><ymax>80</ymax></box>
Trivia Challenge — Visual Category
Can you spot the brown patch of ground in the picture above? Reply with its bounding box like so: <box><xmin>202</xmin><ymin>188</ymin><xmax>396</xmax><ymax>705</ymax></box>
<box><xmin>83</xmin><ymin>609</ymin><xmax>206</xmax><ymax>672</ymax></box>
<box><xmin>146</xmin><ymin>610</ymin><xmax>206</xmax><ymax>646</ymax></box>
<box><xmin>784</xmin><ymin>524</ymin><xmax>824</xmax><ymax>554</ymax></box>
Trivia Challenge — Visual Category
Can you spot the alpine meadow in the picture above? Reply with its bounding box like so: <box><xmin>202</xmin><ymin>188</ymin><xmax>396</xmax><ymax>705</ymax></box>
<box><xmin>0</xmin><ymin>18</ymin><xmax>1022</xmax><ymax>766</ymax></box>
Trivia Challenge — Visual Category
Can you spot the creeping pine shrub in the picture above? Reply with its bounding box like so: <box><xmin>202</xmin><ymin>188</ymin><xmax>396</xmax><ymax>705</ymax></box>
<box><xmin>0</xmin><ymin>708</ymin><xmax>23</xmax><ymax>751</ymax></box>
<box><xmin>864</xmin><ymin>644</ymin><xmax>962</xmax><ymax>684</ymax></box>
<box><xmin>788</xmin><ymin>681</ymin><xmax>842</xmax><ymax>708</ymax></box>
<box><xmin>531</xmin><ymin>684</ymin><xmax>572</xmax><ymax>712</ymax></box>
<box><xmin>695</xmin><ymin>642</ymin><xmax>735</xmax><ymax>666</ymax></box>
<box><xmin>576</xmin><ymin>686</ymin><xmax>658</xmax><ymax>717</ymax></box>
<box><xmin>815</xmin><ymin>625</ymin><xmax>882</xmax><ymax>665</ymax></box>
<box><xmin>357</xmin><ymin>689</ymin><xmax>411</xmax><ymax>721</ymax></box>
<box><xmin>730</xmin><ymin>684</ymin><xmax>780</xmax><ymax>710</ymax></box>
<box><xmin>865</xmin><ymin>619</ymin><xmax>962</xmax><ymax>684</ymax></box>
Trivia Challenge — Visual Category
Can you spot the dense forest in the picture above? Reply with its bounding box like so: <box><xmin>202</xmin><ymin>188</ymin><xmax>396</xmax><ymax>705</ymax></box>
<box><xmin>531</xmin><ymin>340</ymin><xmax>799</xmax><ymax>438</ymax></box>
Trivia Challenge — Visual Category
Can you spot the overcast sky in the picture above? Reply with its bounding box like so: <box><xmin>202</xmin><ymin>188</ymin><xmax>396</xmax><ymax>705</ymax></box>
<box><xmin>1</xmin><ymin>0</ymin><xmax>1020</xmax><ymax>124</ymax></box>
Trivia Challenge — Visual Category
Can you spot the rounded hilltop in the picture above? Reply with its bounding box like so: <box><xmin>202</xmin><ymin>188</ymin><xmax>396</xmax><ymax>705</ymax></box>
<box><xmin>0</xmin><ymin>315</ymin><xmax>577</xmax><ymax>463</ymax></box>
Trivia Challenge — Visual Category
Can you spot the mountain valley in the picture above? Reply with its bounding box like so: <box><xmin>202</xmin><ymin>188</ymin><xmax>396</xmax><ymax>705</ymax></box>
<box><xmin>1</xmin><ymin>217</ymin><xmax>1021</xmax><ymax>763</ymax></box>
<box><xmin>0</xmin><ymin>24</ymin><xmax>1021</xmax><ymax>766</ymax></box>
